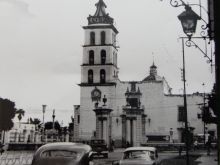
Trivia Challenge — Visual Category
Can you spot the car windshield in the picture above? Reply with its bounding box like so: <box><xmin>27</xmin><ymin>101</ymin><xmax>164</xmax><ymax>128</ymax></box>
<box><xmin>41</xmin><ymin>150</ymin><xmax>82</xmax><ymax>159</ymax></box>
<box><xmin>123</xmin><ymin>150</ymin><xmax>154</xmax><ymax>160</ymax></box>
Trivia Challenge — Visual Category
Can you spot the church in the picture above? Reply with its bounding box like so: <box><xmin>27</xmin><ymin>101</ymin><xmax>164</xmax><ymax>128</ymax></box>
<box><xmin>73</xmin><ymin>0</ymin><xmax>216</xmax><ymax>147</ymax></box>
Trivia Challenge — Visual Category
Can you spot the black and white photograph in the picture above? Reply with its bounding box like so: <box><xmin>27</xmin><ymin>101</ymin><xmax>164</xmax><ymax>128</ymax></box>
<box><xmin>0</xmin><ymin>0</ymin><xmax>219</xmax><ymax>165</ymax></box>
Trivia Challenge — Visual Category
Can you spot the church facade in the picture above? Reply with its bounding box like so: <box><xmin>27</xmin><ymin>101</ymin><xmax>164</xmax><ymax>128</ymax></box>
<box><xmin>74</xmin><ymin>0</ymin><xmax>216</xmax><ymax>147</ymax></box>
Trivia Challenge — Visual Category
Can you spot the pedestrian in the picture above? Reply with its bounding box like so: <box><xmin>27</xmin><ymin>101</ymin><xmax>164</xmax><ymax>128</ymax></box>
<box><xmin>126</xmin><ymin>141</ymin><xmax>130</xmax><ymax>148</ymax></box>
<box><xmin>110</xmin><ymin>139</ymin><xmax>115</xmax><ymax>152</ymax></box>
<box><xmin>206</xmin><ymin>136</ymin><xmax>212</xmax><ymax>156</ymax></box>
<box><xmin>178</xmin><ymin>146</ymin><xmax>182</xmax><ymax>156</ymax></box>
<box><xmin>193</xmin><ymin>139</ymin><xmax>198</xmax><ymax>151</ymax></box>
<box><xmin>0</xmin><ymin>143</ymin><xmax>4</xmax><ymax>155</ymax></box>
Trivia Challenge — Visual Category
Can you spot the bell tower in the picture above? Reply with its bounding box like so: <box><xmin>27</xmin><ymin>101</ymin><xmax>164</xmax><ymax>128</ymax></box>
<box><xmin>77</xmin><ymin>0</ymin><xmax>119</xmax><ymax>140</ymax></box>
<box><xmin>81</xmin><ymin>0</ymin><xmax>119</xmax><ymax>85</ymax></box>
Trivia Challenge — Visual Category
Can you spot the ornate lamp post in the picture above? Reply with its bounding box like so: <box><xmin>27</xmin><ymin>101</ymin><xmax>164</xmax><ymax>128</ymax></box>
<box><xmin>164</xmin><ymin>0</ymin><xmax>219</xmax><ymax>163</ymax></box>
<box><xmin>178</xmin><ymin>5</ymin><xmax>200</xmax><ymax>39</ymax></box>
<box><xmin>175</xmin><ymin>14</ymin><xmax>200</xmax><ymax>163</ymax></box>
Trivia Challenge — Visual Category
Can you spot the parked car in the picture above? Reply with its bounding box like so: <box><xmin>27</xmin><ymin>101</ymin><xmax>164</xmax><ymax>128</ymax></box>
<box><xmin>113</xmin><ymin>147</ymin><xmax>160</xmax><ymax>165</ymax></box>
<box><xmin>31</xmin><ymin>142</ymin><xmax>94</xmax><ymax>165</ymax></box>
<box><xmin>90</xmin><ymin>139</ymin><xmax>108</xmax><ymax>158</ymax></box>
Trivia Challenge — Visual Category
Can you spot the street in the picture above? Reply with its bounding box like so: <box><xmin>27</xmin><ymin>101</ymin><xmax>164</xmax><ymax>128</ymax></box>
<box><xmin>0</xmin><ymin>149</ymin><xmax>217</xmax><ymax>165</ymax></box>
<box><xmin>93</xmin><ymin>149</ymin><xmax>180</xmax><ymax>165</ymax></box>
<box><xmin>0</xmin><ymin>149</ymin><xmax>179</xmax><ymax>165</ymax></box>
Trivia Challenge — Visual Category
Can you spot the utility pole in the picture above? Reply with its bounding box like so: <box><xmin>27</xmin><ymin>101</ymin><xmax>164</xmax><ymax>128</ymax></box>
<box><xmin>202</xmin><ymin>83</ymin><xmax>206</xmax><ymax>147</ymax></box>
<box><xmin>181</xmin><ymin>37</ymin><xmax>190</xmax><ymax>165</ymax></box>
<box><xmin>213</xmin><ymin>0</ymin><xmax>220</xmax><ymax>163</ymax></box>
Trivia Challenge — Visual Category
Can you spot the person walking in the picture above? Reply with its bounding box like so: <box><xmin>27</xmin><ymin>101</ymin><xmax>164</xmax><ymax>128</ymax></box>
<box><xmin>206</xmin><ymin>136</ymin><xmax>212</xmax><ymax>156</ymax></box>
<box><xmin>193</xmin><ymin>139</ymin><xmax>198</xmax><ymax>151</ymax></box>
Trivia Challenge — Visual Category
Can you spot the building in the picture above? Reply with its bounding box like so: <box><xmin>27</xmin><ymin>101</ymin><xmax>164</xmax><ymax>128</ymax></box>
<box><xmin>74</xmin><ymin>0</ymin><xmax>216</xmax><ymax>147</ymax></box>
<box><xmin>3</xmin><ymin>122</ymin><xmax>40</xmax><ymax>144</ymax></box>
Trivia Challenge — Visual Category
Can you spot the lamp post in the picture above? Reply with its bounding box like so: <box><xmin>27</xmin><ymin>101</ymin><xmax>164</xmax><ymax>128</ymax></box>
<box><xmin>181</xmin><ymin>37</ymin><xmax>190</xmax><ymax>165</ymax></box>
<box><xmin>178</xmin><ymin>5</ymin><xmax>201</xmax><ymax>39</ymax></box>
<box><xmin>42</xmin><ymin>105</ymin><xmax>46</xmax><ymax>142</ymax></box>
<box><xmin>166</xmin><ymin>0</ymin><xmax>220</xmax><ymax>163</ymax></box>
<box><xmin>202</xmin><ymin>83</ymin><xmax>207</xmax><ymax>147</ymax></box>
<box><xmin>42</xmin><ymin>105</ymin><xmax>47</xmax><ymax>126</ymax></box>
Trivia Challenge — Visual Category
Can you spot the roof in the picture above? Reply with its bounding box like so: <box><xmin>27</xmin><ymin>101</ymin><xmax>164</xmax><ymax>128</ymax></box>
<box><xmin>35</xmin><ymin>142</ymin><xmax>91</xmax><ymax>155</ymax></box>
<box><xmin>124</xmin><ymin>147</ymin><xmax>156</xmax><ymax>152</ymax></box>
<box><xmin>142</xmin><ymin>75</ymin><xmax>162</xmax><ymax>81</ymax></box>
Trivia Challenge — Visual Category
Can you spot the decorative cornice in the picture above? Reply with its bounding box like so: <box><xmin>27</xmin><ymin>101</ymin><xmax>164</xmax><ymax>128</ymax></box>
<box><xmin>83</xmin><ymin>25</ymin><xmax>118</xmax><ymax>34</ymax></box>
<box><xmin>81</xmin><ymin>63</ymin><xmax>118</xmax><ymax>69</ymax></box>
<box><xmin>79</xmin><ymin>82</ymin><xmax>116</xmax><ymax>87</ymax></box>
<box><xmin>82</xmin><ymin>44</ymin><xmax>118</xmax><ymax>50</ymax></box>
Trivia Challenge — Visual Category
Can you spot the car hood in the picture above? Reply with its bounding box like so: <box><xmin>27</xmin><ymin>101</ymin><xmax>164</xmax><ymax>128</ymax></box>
<box><xmin>119</xmin><ymin>159</ymin><xmax>154</xmax><ymax>165</ymax></box>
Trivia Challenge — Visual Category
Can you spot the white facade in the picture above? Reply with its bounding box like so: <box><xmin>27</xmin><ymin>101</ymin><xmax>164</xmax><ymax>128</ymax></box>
<box><xmin>74</xmin><ymin>0</ymin><xmax>216</xmax><ymax>145</ymax></box>
<box><xmin>3</xmin><ymin>122</ymin><xmax>39</xmax><ymax>144</ymax></box>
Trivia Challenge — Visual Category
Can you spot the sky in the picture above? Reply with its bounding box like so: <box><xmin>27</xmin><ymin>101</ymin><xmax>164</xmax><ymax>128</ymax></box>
<box><xmin>0</xmin><ymin>0</ymin><xmax>215</xmax><ymax>126</ymax></box>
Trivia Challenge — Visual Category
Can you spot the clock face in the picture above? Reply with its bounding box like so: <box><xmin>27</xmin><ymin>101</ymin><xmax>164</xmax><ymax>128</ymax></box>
<box><xmin>91</xmin><ymin>88</ymin><xmax>101</xmax><ymax>102</ymax></box>
<box><xmin>94</xmin><ymin>90</ymin><xmax>100</xmax><ymax>97</ymax></box>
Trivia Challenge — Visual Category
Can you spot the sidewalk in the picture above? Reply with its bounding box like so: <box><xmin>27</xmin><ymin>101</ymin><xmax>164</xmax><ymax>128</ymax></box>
<box><xmin>196</xmin><ymin>153</ymin><xmax>217</xmax><ymax>165</ymax></box>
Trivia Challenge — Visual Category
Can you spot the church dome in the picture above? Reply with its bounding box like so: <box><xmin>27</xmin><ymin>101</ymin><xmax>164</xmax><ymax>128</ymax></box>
<box><xmin>142</xmin><ymin>63</ymin><xmax>162</xmax><ymax>81</ymax></box>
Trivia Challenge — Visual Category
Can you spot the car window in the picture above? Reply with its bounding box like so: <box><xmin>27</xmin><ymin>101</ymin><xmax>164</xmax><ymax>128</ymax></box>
<box><xmin>149</xmin><ymin>151</ymin><xmax>155</xmax><ymax>160</ymax></box>
<box><xmin>41</xmin><ymin>150</ymin><xmax>81</xmax><ymax>159</ymax></box>
<box><xmin>123</xmin><ymin>151</ymin><xmax>152</xmax><ymax>160</ymax></box>
<box><xmin>91</xmin><ymin>140</ymin><xmax>105</xmax><ymax>145</ymax></box>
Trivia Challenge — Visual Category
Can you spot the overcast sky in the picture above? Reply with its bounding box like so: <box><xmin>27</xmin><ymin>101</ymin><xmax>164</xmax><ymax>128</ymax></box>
<box><xmin>0</xmin><ymin>0</ymin><xmax>215</xmax><ymax>126</ymax></box>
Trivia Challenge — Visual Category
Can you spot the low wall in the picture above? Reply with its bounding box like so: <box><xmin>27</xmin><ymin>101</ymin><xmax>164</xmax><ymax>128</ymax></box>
<box><xmin>8</xmin><ymin>143</ymin><xmax>44</xmax><ymax>151</ymax></box>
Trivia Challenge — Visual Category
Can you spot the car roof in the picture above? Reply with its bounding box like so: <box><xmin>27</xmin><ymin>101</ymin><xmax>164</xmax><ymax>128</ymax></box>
<box><xmin>124</xmin><ymin>147</ymin><xmax>156</xmax><ymax>152</ymax></box>
<box><xmin>34</xmin><ymin>142</ymin><xmax>91</xmax><ymax>155</ymax></box>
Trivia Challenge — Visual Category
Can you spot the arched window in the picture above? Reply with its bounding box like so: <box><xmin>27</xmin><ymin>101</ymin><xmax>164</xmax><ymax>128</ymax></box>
<box><xmin>101</xmin><ymin>50</ymin><xmax>106</xmax><ymax>64</ymax></box>
<box><xmin>88</xmin><ymin>70</ymin><xmax>93</xmax><ymax>84</ymax></box>
<box><xmin>101</xmin><ymin>31</ymin><xmax>106</xmax><ymax>45</ymax></box>
<box><xmin>90</xmin><ymin>32</ymin><xmax>95</xmax><ymax>45</ymax></box>
<box><xmin>100</xmin><ymin>69</ymin><xmax>106</xmax><ymax>83</ymax></box>
<box><xmin>89</xmin><ymin>50</ymin><xmax>94</xmax><ymax>65</ymax></box>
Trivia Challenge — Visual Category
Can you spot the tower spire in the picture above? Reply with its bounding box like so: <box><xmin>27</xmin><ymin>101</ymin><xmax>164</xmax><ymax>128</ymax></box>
<box><xmin>88</xmin><ymin>0</ymin><xmax>114</xmax><ymax>25</ymax></box>
<box><xmin>94</xmin><ymin>0</ymin><xmax>107</xmax><ymax>17</ymax></box>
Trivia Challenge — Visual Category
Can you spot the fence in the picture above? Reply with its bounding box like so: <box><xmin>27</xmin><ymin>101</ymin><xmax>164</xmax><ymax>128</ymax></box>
<box><xmin>0</xmin><ymin>151</ymin><xmax>33</xmax><ymax>165</ymax></box>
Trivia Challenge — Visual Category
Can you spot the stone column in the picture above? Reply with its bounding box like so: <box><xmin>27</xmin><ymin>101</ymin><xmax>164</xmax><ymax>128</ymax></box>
<box><xmin>93</xmin><ymin>108</ymin><xmax>112</xmax><ymax>147</ymax></box>
<box><xmin>121</xmin><ymin>115</ymin><xmax>126</xmax><ymax>147</ymax></box>
<box><xmin>103</xmin><ymin>120</ymin><xmax>107</xmax><ymax>141</ymax></box>
<box><xmin>133</xmin><ymin>119</ymin><xmax>137</xmax><ymax>146</ymax></box>
<box><xmin>126</xmin><ymin>119</ymin><xmax>130</xmax><ymax>145</ymax></box>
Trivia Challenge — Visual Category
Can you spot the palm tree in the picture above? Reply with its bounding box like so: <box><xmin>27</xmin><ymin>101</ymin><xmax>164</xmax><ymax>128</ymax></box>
<box><xmin>16</xmin><ymin>109</ymin><xmax>25</xmax><ymax>127</ymax></box>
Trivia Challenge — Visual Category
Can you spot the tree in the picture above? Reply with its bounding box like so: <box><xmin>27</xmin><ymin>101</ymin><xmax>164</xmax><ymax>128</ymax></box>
<box><xmin>30</xmin><ymin>118</ymin><xmax>41</xmax><ymax>130</ymax></box>
<box><xmin>0</xmin><ymin>98</ymin><xmax>16</xmax><ymax>132</ymax></box>
<box><xmin>0</xmin><ymin>98</ymin><xmax>16</xmax><ymax>143</ymax></box>
<box><xmin>44</xmin><ymin>121</ymin><xmax>61</xmax><ymax>131</ymax></box>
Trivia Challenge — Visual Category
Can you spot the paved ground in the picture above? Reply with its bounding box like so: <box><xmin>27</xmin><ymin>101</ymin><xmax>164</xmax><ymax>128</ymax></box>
<box><xmin>195</xmin><ymin>152</ymin><xmax>218</xmax><ymax>165</ymax></box>
<box><xmin>0</xmin><ymin>149</ymin><xmax>217</xmax><ymax>165</ymax></box>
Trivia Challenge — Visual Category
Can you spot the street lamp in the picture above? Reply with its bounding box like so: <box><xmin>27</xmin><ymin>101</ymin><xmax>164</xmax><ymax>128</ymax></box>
<box><xmin>42</xmin><ymin>105</ymin><xmax>47</xmax><ymax>125</ymax></box>
<box><xmin>42</xmin><ymin>105</ymin><xmax>46</xmax><ymax>142</ymax></box>
<box><xmin>178</xmin><ymin>5</ymin><xmax>201</xmax><ymax>39</ymax></box>
<box><xmin>181</xmin><ymin>36</ymin><xmax>190</xmax><ymax>165</ymax></box>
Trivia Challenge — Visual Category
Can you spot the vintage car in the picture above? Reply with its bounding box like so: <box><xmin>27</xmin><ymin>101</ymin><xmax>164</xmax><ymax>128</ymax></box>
<box><xmin>31</xmin><ymin>142</ymin><xmax>94</xmax><ymax>165</ymax></box>
<box><xmin>113</xmin><ymin>147</ymin><xmax>160</xmax><ymax>165</ymax></box>
<box><xmin>90</xmin><ymin>139</ymin><xmax>109</xmax><ymax>158</ymax></box>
